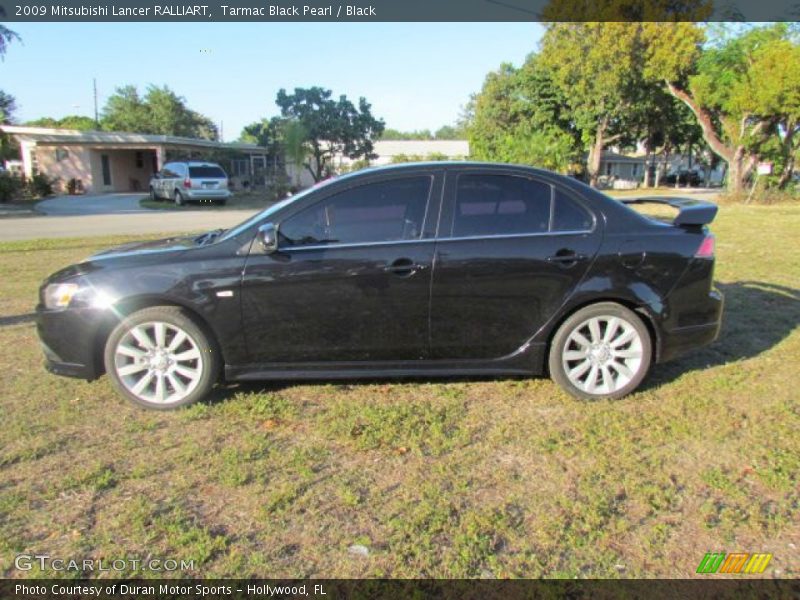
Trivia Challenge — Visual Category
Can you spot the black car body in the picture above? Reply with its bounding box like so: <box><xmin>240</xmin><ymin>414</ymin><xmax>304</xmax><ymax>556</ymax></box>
<box><xmin>37</xmin><ymin>163</ymin><xmax>723</xmax><ymax>408</ymax></box>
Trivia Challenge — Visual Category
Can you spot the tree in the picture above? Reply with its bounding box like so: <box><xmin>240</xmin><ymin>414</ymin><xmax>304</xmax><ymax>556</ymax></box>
<box><xmin>643</xmin><ymin>22</ymin><xmax>800</xmax><ymax>192</ymax></box>
<box><xmin>101</xmin><ymin>85</ymin><xmax>218</xmax><ymax>140</ymax></box>
<box><xmin>0</xmin><ymin>90</ymin><xmax>17</xmax><ymax>124</ymax></box>
<box><xmin>0</xmin><ymin>90</ymin><xmax>18</xmax><ymax>162</ymax></box>
<box><xmin>26</xmin><ymin>115</ymin><xmax>97</xmax><ymax>130</ymax></box>
<box><xmin>539</xmin><ymin>23</ymin><xmax>655</xmax><ymax>186</ymax></box>
<box><xmin>469</xmin><ymin>58</ymin><xmax>581</xmax><ymax>173</ymax></box>
<box><xmin>380</xmin><ymin>128</ymin><xmax>433</xmax><ymax>140</ymax></box>
<box><xmin>275</xmin><ymin>87</ymin><xmax>385</xmax><ymax>182</ymax></box>
<box><xmin>0</xmin><ymin>21</ymin><xmax>20</xmax><ymax>59</ymax></box>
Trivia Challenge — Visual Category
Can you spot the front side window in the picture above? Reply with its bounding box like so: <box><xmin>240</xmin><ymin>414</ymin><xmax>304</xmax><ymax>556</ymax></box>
<box><xmin>452</xmin><ymin>174</ymin><xmax>551</xmax><ymax>237</ymax></box>
<box><xmin>280</xmin><ymin>176</ymin><xmax>432</xmax><ymax>247</ymax></box>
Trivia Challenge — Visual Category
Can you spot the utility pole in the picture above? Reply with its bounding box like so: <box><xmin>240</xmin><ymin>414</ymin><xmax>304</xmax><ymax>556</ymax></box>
<box><xmin>93</xmin><ymin>78</ymin><xmax>99</xmax><ymax>128</ymax></box>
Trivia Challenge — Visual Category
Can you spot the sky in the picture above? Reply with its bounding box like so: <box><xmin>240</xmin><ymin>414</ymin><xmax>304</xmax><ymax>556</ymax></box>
<box><xmin>1</xmin><ymin>22</ymin><xmax>544</xmax><ymax>140</ymax></box>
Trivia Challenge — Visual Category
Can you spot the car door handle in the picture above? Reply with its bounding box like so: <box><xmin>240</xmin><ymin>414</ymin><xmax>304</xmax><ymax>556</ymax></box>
<box><xmin>384</xmin><ymin>258</ymin><xmax>427</xmax><ymax>276</ymax></box>
<box><xmin>546</xmin><ymin>252</ymin><xmax>587</xmax><ymax>264</ymax></box>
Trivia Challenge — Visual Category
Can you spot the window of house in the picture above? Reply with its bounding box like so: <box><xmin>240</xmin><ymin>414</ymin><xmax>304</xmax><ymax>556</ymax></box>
<box><xmin>451</xmin><ymin>174</ymin><xmax>551</xmax><ymax>237</ymax></box>
<box><xmin>606</xmin><ymin>162</ymin><xmax>613</xmax><ymax>175</ymax></box>
<box><xmin>280</xmin><ymin>176</ymin><xmax>432</xmax><ymax>247</ymax></box>
<box><xmin>55</xmin><ymin>148</ymin><xmax>69</xmax><ymax>162</ymax></box>
<box><xmin>135</xmin><ymin>152</ymin><xmax>144</xmax><ymax>168</ymax></box>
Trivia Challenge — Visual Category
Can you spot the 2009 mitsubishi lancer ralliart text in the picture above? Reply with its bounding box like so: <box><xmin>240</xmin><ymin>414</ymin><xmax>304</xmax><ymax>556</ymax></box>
<box><xmin>36</xmin><ymin>163</ymin><xmax>723</xmax><ymax>410</ymax></box>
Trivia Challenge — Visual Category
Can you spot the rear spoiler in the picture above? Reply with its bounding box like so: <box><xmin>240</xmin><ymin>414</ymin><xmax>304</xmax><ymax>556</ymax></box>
<box><xmin>620</xmin><ymin>196</ymin><xmax>718</xmax><ymax>227</ymax></box>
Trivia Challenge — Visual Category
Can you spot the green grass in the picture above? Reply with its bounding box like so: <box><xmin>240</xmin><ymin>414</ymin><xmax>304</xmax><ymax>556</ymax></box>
<box><xmin>139</xmin><ymin>190</ymin><xmax>277</xmax><ymax>211</ymax></box>
<box><xmin>0</xmin><ymin>204</ymin><xmax>798</xmax><ymax>578</ymax></box>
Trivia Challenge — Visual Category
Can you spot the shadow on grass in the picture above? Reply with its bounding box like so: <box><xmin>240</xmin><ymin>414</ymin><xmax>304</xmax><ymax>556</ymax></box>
<box><xmin>647</xmin><ymin>280</ymin><xmax>800</xmax><ymax>387</ymax></box>
<box><xmin>0</xmin><ymin>313</ymin><xmax>35</xmax><ymax>327</ymax></box>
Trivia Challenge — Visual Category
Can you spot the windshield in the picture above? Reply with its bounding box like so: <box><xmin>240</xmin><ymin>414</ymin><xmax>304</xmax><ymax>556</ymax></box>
<box><xmin>219</xmin><ymin>179</ymin><xmax>338</xmax><ymax>242</ymax></box>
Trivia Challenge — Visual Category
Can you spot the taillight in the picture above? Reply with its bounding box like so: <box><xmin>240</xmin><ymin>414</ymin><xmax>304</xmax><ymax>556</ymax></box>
<box><xmin>695</xmin><ymin>234</ymin><xmax>715</xmax><ymax>258</ymax></box>
<box><xmin>183</xmin><ymin>178</ymin><xmax>192</xmax><ymax>189</ymax></box>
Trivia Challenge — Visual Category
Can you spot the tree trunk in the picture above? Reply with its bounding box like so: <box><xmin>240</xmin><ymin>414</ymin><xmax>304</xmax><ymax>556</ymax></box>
<box><xmin>664</xmin><ymin>81</ymin><xmax>750</xmax><ymax>191</ymax></box>
<box><xmin>778</xmin><ymin>155</ymin><xmax>795</xmax><ymax>189</ymax></box>
<box><xmin>643</xmin><ymin>139</ymin><xmax>653</xmax><ymax>188</ymax></box>
<box><xmin>587</xmin><ymin>127</ymin><xmax>605</xmax><ymax>188</ymax></box>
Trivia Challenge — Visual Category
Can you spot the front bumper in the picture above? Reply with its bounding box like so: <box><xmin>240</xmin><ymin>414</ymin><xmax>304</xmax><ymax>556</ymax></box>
<box><xmin>36</xmin><ymin>304</ymin><xmax>107</xmax><ymax>380</ymax></box>
<box><xmin>658</xmin><ymin>287</ymin><xmax>724</xmax><ymax>363</ymax></box>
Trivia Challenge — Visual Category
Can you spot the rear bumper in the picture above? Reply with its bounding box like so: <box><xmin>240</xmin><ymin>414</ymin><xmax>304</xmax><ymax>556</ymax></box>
<box><xmin>185</xmin><ymin>189</ymin><xmax>231</xmax><ymax>200</ymax></box>
<box><xmin>658</xmin><ymin>287</ymin><xmax>723</xmax><ymax>363</ymax></box>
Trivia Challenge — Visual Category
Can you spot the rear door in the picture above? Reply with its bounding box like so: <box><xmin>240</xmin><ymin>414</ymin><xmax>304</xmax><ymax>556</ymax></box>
<box><xmin>240</xmin><ymin>170</ymin><xmax>443</xmax><ymax>363</ymax></box>
<box><xmin>429</xmin><ymin>169</ymin><xmax>602</xmax><ymax>359</ymax></box>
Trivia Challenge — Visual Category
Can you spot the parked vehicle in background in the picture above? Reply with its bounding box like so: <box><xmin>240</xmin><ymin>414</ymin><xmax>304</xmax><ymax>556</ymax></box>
<box><xmin>149</xmin><ymin>161</ymin><xmax>231</xmax><ymax>205</ymax></box>
<box><xmin>664</xmin><ymin>169</ymin><xmax>704</xmax><ymax>187</ymax></box>
<box><xmin>37</xmin><ymin>162</ymin><xmax>723</xmax><ymax>409</ymax></box>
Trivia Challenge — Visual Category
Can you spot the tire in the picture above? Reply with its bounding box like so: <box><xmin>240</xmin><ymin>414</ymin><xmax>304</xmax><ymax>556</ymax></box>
<box><xmin>215</xmin><ymin>199</ymin><xmax>227</xmax><ymax>206</ymax></box>
<box><xmin>174</xmin><ymin>190</ymin><xmax>185</xmax><ymax>206</ymax></box>
<box><xmin>548</xmin><ymin>302</ymin><xmax>652</xmax><ymax>400</ymax></box>
<box><xmin>103</xmin><ymin>306</ymin><xmax>220</xmax><ymax>410</ymax></box>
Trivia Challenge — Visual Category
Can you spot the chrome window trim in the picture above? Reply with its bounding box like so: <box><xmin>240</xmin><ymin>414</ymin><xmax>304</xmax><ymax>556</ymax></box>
<box><xmin>281</xmin><ymin>229</ymin><xmax>594</xmax><ymax>253</ymax></box>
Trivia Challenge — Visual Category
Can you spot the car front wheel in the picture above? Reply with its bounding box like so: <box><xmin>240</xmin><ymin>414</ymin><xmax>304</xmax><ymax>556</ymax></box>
<box><xmin>104</xmin><ymin>306</ymin><xmax>219</xmax><ymax>409</ymax></box>
<box><xmin>549</xmin><ymin>302</ymin><xmax>652</xmax><ymax>400</ymax></box>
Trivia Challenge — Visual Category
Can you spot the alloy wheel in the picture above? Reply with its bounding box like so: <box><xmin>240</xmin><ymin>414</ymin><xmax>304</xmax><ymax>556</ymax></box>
<box><xmin>561</xmin><ymin>315</ymin><xmax>644</xmax><ymax>396</ymax></box>
<box><xmin>113</xmin><ymin>321</ymin><xmax>204</xmax><ymax>405</ymax></box>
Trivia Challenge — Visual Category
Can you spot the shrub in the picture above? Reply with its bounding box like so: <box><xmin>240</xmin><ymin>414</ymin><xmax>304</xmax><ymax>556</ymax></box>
<box><xmin>0</xmin><ymin>173</ymin><xmax>23</xmax><ymax>203</ymax></box>
<box><xmin>28</xmin><ymin>173</ymin><xmax>57</xmax><ymax>198</ymax></box>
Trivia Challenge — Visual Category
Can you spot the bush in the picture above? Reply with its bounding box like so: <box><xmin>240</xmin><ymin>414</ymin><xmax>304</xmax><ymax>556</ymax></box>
<box><xmin>0</xmin><ymin>173</ymin><xmax>23</xmax><ymax>203</ymax></box>
<box><xmin>28</xmin><ymin>173</ymin><xmax>57</xmax><ymax>198</ymax></box>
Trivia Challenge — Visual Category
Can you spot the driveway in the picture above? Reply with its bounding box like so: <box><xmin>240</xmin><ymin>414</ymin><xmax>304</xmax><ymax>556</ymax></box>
<box><xmin>36</xmin><ymin>193</ymin><xmax>148</xmax><ymax>216</ymax></box>
<box><xmin>0</xmin><ymin>210</ymin><xmax>258</xmax><ymax>241</ymax></box>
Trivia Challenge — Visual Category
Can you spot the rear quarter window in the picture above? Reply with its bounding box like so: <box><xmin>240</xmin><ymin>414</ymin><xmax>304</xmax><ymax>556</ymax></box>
<box><xmin>552</xmin><ymin>188</ymin><xmax>593</xmax><ymax>231</ymax></box>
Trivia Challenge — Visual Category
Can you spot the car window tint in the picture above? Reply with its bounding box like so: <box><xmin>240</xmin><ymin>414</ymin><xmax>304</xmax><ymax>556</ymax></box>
<box><xmin>280</xmin><ymin>176</ymin><xmax>432</xmax><ymax>247</ymax></box>
<box><xmin>453</xmin><ymin>174</ymin><xmax>551</xmax><ymax>237</ymax></box>
<box><xmin>552</xmin><ymin>188</ymin><xmax>593</xmax><ymax>231</ymax></box>
<box><xmin>189</xmin><ymin>166</ymin><xmax>227</xmax><ymax>178</ymax></box>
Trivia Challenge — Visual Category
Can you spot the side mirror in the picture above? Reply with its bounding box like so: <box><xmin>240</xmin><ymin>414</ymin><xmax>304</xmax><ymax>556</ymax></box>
<box><xmin>257</xmin><ymin>223</ymin><xmax>278</xmax><ymax>254</ymax></box>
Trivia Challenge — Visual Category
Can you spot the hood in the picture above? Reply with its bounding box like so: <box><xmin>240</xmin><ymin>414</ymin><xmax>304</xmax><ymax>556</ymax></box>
<box><xmin>89</xmin><ymin>235</ymin><xmax>198</xmax><ymax>260</ymax></box>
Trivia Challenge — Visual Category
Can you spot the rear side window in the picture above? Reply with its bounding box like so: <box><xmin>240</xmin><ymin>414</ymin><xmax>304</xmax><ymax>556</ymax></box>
<box><xmin>280</xmin><ymin>176</ymin><xmax>432</xmax><ymax>247</ymax></box>
<box><xmin>452</xmin><ymin>174</ymin><xmax>551</xmax><ymax>237</ymax></box>
<box><xmin>552</xmin><ymin>188</ymin><xmax>593</xmax><ymax>231</ymax></box>
<box><xmin>189</xmin><ymin>166</ymin><xmax>227</xmax><ymax>178</ymax></box>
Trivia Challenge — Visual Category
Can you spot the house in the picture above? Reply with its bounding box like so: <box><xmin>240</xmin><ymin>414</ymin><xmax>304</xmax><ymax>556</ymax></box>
<box><xmin>0</xmin><ymin>125</ymin><xmax>271</xmax><ymax>194</ymax></box>
<box><xmin>597</xmin><ymin>152</ymin><xmax>646</xmax><ymax>189</ymax></box>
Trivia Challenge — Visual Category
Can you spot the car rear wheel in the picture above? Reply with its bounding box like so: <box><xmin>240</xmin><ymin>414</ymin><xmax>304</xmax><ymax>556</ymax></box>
<box><xmin>549</xmin><ymin>302</ymin><xmax>652</xmax><ymax>400</ymax></box>
<box><xmin>174</xmin><ymin>190</ymin><xmax>185</xmax><ymax>206</ymax></box>
<box><xmin>104</xmin><ymin>306</ymin><xmax>219</xmax><ymax>409</ymax></box>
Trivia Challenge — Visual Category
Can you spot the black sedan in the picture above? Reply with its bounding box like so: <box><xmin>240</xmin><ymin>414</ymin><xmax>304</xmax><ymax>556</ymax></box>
<box><xmin>36</xmin><ymin>163</ymin><xmax>723</xmax><ymax>409</ymax></box>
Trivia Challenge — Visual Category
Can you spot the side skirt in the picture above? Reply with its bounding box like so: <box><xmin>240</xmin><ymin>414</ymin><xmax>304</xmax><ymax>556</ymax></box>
<box><xmin>225</xmin><ymin>343</ymin><xmax>546</xmax><ymax>382</ymax></box>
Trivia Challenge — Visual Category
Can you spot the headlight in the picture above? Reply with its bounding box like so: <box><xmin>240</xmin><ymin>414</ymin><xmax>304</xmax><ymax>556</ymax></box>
<box><xmin>43</xmin><ymin>283</ymin><xmax>80</xmax><ymax>309</ymax></box>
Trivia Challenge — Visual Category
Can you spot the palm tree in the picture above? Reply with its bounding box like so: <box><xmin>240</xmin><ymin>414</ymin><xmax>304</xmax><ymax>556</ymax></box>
<box><xmin>282</xmin><ymin>120</ymin><xmax>309</xmax><ymax>188</ymax></box>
